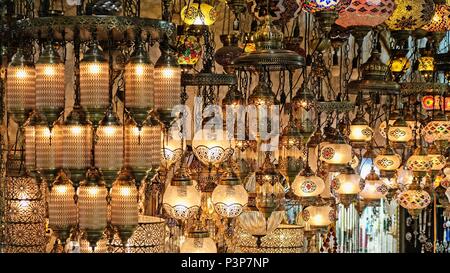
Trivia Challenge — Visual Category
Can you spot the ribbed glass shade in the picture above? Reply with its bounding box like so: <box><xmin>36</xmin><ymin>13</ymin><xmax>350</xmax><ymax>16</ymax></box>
<box><xmin>125</xmin><ymin>125</ymin><xmax>161</xmax><ymax>170</ymax></box>
<box><xmin>180</xmin><ymin>236</ymin><xmax>217</xmax><ymax>253</ymax></box>
<box><xmin>238</xmin><ymin>210</ymin><xmax>285</xmax><ymax>236</ymax></box>
<box><xmin>62</xmin><ymin>124</ymin><xmax>92</xmax><ymax>169</ymax></box>
<box><xmin>211</xmin><ymin>184</ymin><xmax>248</xmax><ymax>218</ymax></box>
<box><xmin>6</xmin><ymin>63</ymin><xmax>35</xmax><ymax>112</ymax></box>
<box><xmin>125</xmin><ymin>62</ymin><xmax>154</xmax><ymax>109</ymax></box>
<box><xmin>24</xmin><ymin>125</ymin><xmax>36</xmax><ymax>172</ymax></box>
<box><xmin>78</xmin><ymin>184</ymin><xmax>108</xmax><ymax>230</ymax></box>
<box><xmin>79</xmin><ymin>62</ymin><xmax>109</xmax><ymax>111</ymax></box>
<box><xmin>111</xmin><ymin>183</ymin><xmax>138</xmax><ymax>227</ymax></box>
<box><xmin>36</xmin><ymin>62</ymin><xmax>64</xmax><ymax>111</ymax></box>
<box><xmin>49</xmin><ymin>183</ymin><xmax>77</xmax><ymax>229</ymax></box>
<box><xmin>154</xmin><ymin>66</ymin><xmax>181</xmax><ymax>110</ymax></box>
<box><xmin>95</xmin><ymin>125</ymin><xmax>123</xmax><ymax>171</ymax></box>
<box><xmin>35</xmin><ymin>125</ymin><xmax>62</xmax><ymax>171</ymax></box>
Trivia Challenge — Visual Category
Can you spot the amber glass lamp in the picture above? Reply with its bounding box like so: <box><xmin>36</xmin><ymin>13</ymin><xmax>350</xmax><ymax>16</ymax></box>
<box><xmin>35</xmin><ymin>121</ymin><xmax>63</xmax><ymax>187</ymax></box>
<box><xmin>48</xmin><ymin>172</ymin><xmax>77</xmax><ymax>247</ymax></box>
<box><xmin>385</xmin><ymin>0</ymin><xmax>435</xmax><ymax>31</ymax></box>
<box><xmin>319</xmin><ymin>133</ymin><xmax>353</xmax><ymax>172</ymax></box>
<box><xmin>36</xmin><ymin>43</ymin><xmax>65</xmax><ymax>126</ymax></box>
<box><xmin>96</xmin><ymin>108</ymin><xmax>123</xmax><ymax>188</ymax></box>
<box><xmin>6</xmin><ymin>48</ymin><xmax>35</xmax><ymax>125</ymax></box>
<box><xmin>180</xmin><ymin>1</ymin><xmax>217</xmax><ymax>26</ymax></box>
<box><xmin>111</xmin><ymin>168</ymin><xmax>139</xmax><ymax>244</ymax></box>
<box><xmin>62</xmin><ymin>105</ymin><xmax>92</xmax><ymax>188</ymax></box>
<box><xmin>79</xmin><ymin>41</ymin><xmax>109</xmax><ymax>125</ymax></box>
<box><xmin>78</xmin><ymin>167</ymin><xmax>108</xmax><ymax>250</ymax></box>
<box><xmin>348</xmin><ymin>111</ymin><xmax>373</xmax><ymax>147</ymax></box>
<box><xmin>125</xmin><ymin>42</ymin><xmax>154</xmax><ymax>127</ymax></box>
<box><xmin>390</xmin><ymin>49</ymin><xmax>410</xmax><ymax>81</ymax></box>
<box><xmin>180</xmin><ymin>228</ymin><xmax>217</xmax><ymax>253</ymax></box>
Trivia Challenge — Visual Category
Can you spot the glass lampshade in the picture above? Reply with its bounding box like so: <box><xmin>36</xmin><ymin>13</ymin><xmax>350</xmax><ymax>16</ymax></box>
<box><xmin>385</xmin><ymin>0</ymin><xmax>435</xmax><ymax>31</ymax></box>
<box><xmin>154</xmin><ymin>50</ymin><xmax>181</xmax><ymax>112</ymax></box>
<box><xmin>238</xmin><ymin>209</ymin><xmax>285</xmax><ymax>236</ymax></box>
<box><xmin>360</xmin><ymin>168</ymin><xmax>388</xmax><ymax>201</ymax></box>
<box><xmin>36</xmin><ymin>44</ymin><xmax>65</xmax><ymax>122</ymax></box>
<box><xmin>78</xmin><ymin>168</ymin><xmax>108</xmax><ymax>232</ymax></box>
<box><xmin>35</xmin><ymin>124</ymin><xmax>63</xmax><ymax>178</ymax></box>
<box><xmin>405</xmin><ymin>146</ymin><xmax>432</xmax><ymax>177</ymax></box>
<box><xmin>422</xmin><ymin>112</ymin><xmax>450</xmax><ymax>145</ymax></box>
<box><xmin>95</xmin><ymin>110</ymin><xmax>123</xmax><ymax>177</ymax></box>
<box><xmin>192</xmin><ymin>129</ymin><xmax>233</xmax><ymax>167</ymax></box>
<box><xmin>319</xmin><ymin>140</ymin><xmax>353</xmax><ymax>166</ymax></box>
<box><xmin>291</xmin><ymin>166</ymin><xmax>325</xmax><ymax>199</ymax></box>
<box><xmin>80</xmin><ymin>236</ymin><xmax>108</xmax><ymax>253</ymax></box>
<box><xmin>333</xmin><ymin>167</ymin><xmax>362</xmax><ymax>195</ymax></box>
<box><xmin>49</xmin><ymin>174</ymin><xmax>77</xmax><ymax>231</ymax></box>
<box><xmin>180</xmin><ymin>2</ymin><xmax>217</xmax><ymax>26</ymax></box>
<box><xmin>388</xmin><ymin>117</ymin><xmax>413</xmax><ymax>144</ymax></box>
<box><xmin>24</xmin><ymin>125</ymin><xmax>36</xmax><ymax>172</ymax></box>
<box><xmin>180</xmin><ymin>230</ymin><xmax>217</xmax><ymax>253</ymax></box>
<box><xmin>302</xmin><ymin>202</ymin><xmax>335</xmax><ymax>231</ymax></box>
<box><xmin>163</xmin><ymin>166</ymin><xmax>201</xmax><ymax>220</ymax></box>
<box><xmin>161</xmin><ymin>133</ymin><xmax>185</xmax><ymax>169</ymax></box>
<box><xmin>374</xmin><ymin>147</ymin><xmax>402</xmax><ymax>177</ymax></box>
<box><xmin>211</xmin><ymin>167</ymin><xmax>249</xmax><ymax>218</ymax></box>
<box><xmin>348</xmin><ymin>114</ymin><xmax>373</xmax><ymax>145</ymax></box>
<box><xmin>303</xmin><ymin>0</ymin><xmax>350</xmax><ymax>13</ymax></box>
<box><xmin>125</xmin><ymin>123</ymin><xmax>161</xmax><ymax>181</ymax></box>
<box><xmin>422</xmin><ymin>3</ymin><xmax>450</xmax><ymax>32</ymax></box>
<box><xmin>177</xmin><ymin>34</ymin><xmax>202</xmax><ymax>66</ymax></box>
<box><xmin>62</xmin><ymin>106</ymin><xmax>92</xmax><ymax>175</ymax></box>
<box><xmin>125</xmin><ymin>43</ymin><xmax>154</xmax><ymax>111</ymax></box>
<box><xmin>6</xmin><ymin>49</ymin><xmax>35</xmax><ymax>120</ymax></box>
<box><xmin>428</xmin><ymin>144</ymin><xmax>446</xmax><ymax>172</ymax></box>
<box><xmin>335</xmin><ymin>0</ymin><xmax>396</xmax><ymax>28</ymax></box>
<box><xmin>79</xmin><ymin>42</ymin><xmax>109</xmax><ymax>114</ymax></box>
<box><xmin>397</xmin><ymin>178</ymin><xmax>431</xmax><ymax>218</ymax></box>
<box><xmin>390</xmin><ymin>55</ymin><xmax>410</xmax><ymax>76</ymax></box>
<box><xmin>111</xmin><ymin>170</ymin><xmax>139</xmax><ymax>229</ymax></box>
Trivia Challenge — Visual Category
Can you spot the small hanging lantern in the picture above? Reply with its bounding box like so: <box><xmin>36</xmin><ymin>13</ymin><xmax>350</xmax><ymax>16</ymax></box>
<box><xmin>291</xmin><ymin>165</ymin><xmax>325</xmax><ymax>205</ymax></box>
<box><xmin>398</xmin><ymin>177</ymin><xmax>431</xmax><ymax>219</ymax></box>
<box><xmin>405</xmin><ymin>146</ymin><xmax>432</xmax><ymax>178</ymax></box>
<box><xmin>360</xmin><ymin>168</ymin><xmax>388</xmax><ymax>206</ymax></box>
<box><xmin>374</xmin><ymin>146</ymin><xmax>402</xmax><ymax>178</ymax></box>
<box><xmin>332</xmin><ymin>165</ymin><xmax>362</xmax><ymax>207</ymax></box>
<box><xmin>348</xmin><ymin>111</ymin><xmax>373</xmax><ymax>147</ymax></box>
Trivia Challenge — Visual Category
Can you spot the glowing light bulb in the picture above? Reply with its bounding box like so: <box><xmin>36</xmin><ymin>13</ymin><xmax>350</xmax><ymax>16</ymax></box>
<box><xmin>104</xmin><ymin>126</ymin><xmax>116</xmax><ymax>136</ymax></box>
<box><xmin>43</xmin><ymin>66</ymin><xmax>56</xmax><ymax>77</ymax></box>
<box><xmin>15</xmin><ymin>68</ymin><xmax>27</xmax><ymax>79</ymax></box>
<box><xmin>119</xmin><ymin>187</ymin><xmax>131</xmax><ymax>196</ymax></box>
<box><xmin>162</xmin><ymin>67</ymin><xmax>175</xmax><ymax>78</ymax></box>
<box><xmin>87</xmin><ymin>187</ymin><xmax>99</xmax><ymax>196</ymax></box>
<box><xmin>88</xmin><ymin>63</ymin><xmax>102</xmax><ymax>74</ymax></box>
<box><xmin>135</xmin><ymin>64</ymin><xmax>145</xmax><ymax>77</ymax></box>
<box><xmin>70</xmin><ymin>126</ymin><xmax>82</xmax><ymax>135</ymax></box>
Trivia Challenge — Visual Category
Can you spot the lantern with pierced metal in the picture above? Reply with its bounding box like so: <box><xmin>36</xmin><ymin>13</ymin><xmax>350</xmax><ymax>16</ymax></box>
<box><xmin>35</xmin><ymin>121</ymin><xmax>63</xmax><ymax>187</ymax></box>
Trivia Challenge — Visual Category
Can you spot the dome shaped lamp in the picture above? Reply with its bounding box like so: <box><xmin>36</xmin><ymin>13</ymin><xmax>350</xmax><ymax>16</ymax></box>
<box><xmin>301</xmin><ymin>198</ymin><xmax>335</xmax><ymax>234</ymax></box>
<box><xmin>360</xmin><ymin>167</ymin><xmax>388</xmax><ymax>207</ymax></box>
<box><xmin>36</xmin><ymin>43</ymin><xmax>65</xmax><ymax>128</ymax></box>
<box><xmin>78</xmin><ymin>167</ymin><xmax>108</xmax><ymax>251</ymax></box>
<box><xmin>211</xmin><ymin>165</ymin><xmax>249</xmax><ymax>218</ymax></box>
<box><xmin>405</xmin><ymin>146</ymin><xmax>432</xmax><ymax>178</ymax></box>
<box><xmin>163</xmin><ymin>163</ymin><xmax>201</xmax><ymax>220</ymax></box>
<box><xmin>214</xmin><ymin>33</ymin><xmax>243</xmax><ymax>74</ymax></box>
<box><xmin>348</xmin><ymin>111</ymin><xmax>373</xmax><ymax>147</ymax></box>
<box><xmin>291</xmin><ymin>164</ymin><xmax>325</xmax><ymax>206</ymax></box>
<box><xmin>388</xmin><ymin>116</ymin><xmax>413</xmax><ymax>146</ymax></box>
<box><xmin>319</xmin><ymin>133</ymin><xmax>353</xmax><ymax>172</ymax></box>
<box><xmin>374</xmin><ymin>146</ymin><xmax>402</xmax><ymax>178</ymax></box>
<box><xmin>398</xmin><ymin>176</ymin><xmax>431</xmax><ymax>218</ymax></box>
<box><xmin>125</xmin><ymin>42</ymin><xmax>154</xmax><ymax>127</ymax></box>
<box><xmin>180</xmin><ymin>228</ymin><xmax>218</xmax><ymax>253</ymax></box>
<box><xmin>332</xmin><ymin>165</ymin><xmax>362</xmax><ymax>207</ymax></box>
<box><xmin>385</xmin><ymin>0</ymin><xmax>435</xmax><ymax>33</ymax></box>
<box><xmin>79</xmin><ymin>41</ymin><xmax>109</xmax><ymax>126</ymax></box>
<box><xmin>421</xmin><ymin>1</ymin><xmax>450</xmax><ymax>44</ymax></box>
<box><xmin>6</xmin><ymin>48</ymin><xmax>35</xmax><ymax>126</ymax></box>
